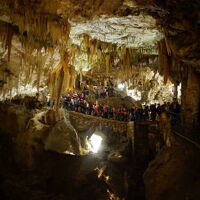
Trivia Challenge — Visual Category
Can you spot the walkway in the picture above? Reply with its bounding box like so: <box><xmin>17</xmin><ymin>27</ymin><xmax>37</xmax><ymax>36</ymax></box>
<box><xmin>68</xmin><ymin>111</ymin><xmax>128</xmax><ymax>136</ymax></box>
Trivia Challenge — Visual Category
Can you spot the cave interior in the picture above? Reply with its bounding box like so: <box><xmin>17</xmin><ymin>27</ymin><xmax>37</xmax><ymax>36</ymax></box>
<box><xmin>0</xmin><ymin>0</ymin><xmax>200</xmax><ymax>200</ymax></box>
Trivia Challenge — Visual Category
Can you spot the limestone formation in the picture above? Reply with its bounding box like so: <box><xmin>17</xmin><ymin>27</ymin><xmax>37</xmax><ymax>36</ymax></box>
<box><xmin>0</xmin><ymin>0</ymin><xmax>200</xmax><ymax>199</ymax></box>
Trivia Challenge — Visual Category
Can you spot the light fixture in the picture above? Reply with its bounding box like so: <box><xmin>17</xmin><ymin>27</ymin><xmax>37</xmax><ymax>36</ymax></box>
<box><xmin>88</xmin><ymin>134</ymin><xmax>102</xmax><ymax>153</ymax></box>
<box><xmin>117</xmin><ymin>83</ymin><xmax>125</xmax><ymax>89</ymax></box>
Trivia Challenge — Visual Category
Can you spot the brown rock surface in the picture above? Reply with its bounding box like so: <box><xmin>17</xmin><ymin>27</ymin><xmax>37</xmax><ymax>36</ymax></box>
<box><xmin>144</xmin><ymin>137</ymin><xmax>200</xmax><ymax>200</ymax></box>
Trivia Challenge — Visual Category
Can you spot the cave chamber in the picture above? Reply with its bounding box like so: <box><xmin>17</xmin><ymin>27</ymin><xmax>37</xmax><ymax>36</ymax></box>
<box><xmin>0</xmin><ymin>0</ymin><xmax>200</xmax><ymax>200</ymax></box>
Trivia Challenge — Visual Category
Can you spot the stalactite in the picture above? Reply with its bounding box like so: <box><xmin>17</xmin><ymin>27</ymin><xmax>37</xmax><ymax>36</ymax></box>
<box><xmin>97</xmin><ymin>49</ymin><xmax>102</xmax><ymax>72</ymax></box>
<box><xmin>0</xmin><ymin>22</ymin><xmax>8</xmax><ymax>51</ymax></box>
<box><xmin>5</xmin><ymin>24</ymin><xmax>13</xmax><ymax>62</ymax></box>
<box><xmin>159</xmin><ymin>39</ymin><xmax>170</xmax><ymax>84</ymax></box>
<box><xmin>82</xmin><ymin>34</ymin><xmax>90</xmax><ymax>62</ymax></box>
<box><xmin>48</xmin><ymin>20</ymin><xmax>61</xmax><ymax>44</ymax></box>
<box><xmin>49</xmin><ymin>62</ymin><xmax>62</xmax><ymax>106</ymax></box>
<box><xmin>122</xmin><ymin>48</ymin><xmax>131</xmax><ymax>79</ymax></box>
<box><xmin>71</xmin><ymin>44</ymin><xmax>76</xmax><ymax>64</ymax></box>
<box><xmin>105</xmin><ymin>54</ymin><xmax>110</xmax><ymax>74</ymax></box>
<box><xmin>48</xmin><ymin>53</ymin><xmax>76</xmax><ymax>107</ymax></box>
<box><xmin>69</xmin><ymin>67</ymin><xmax>76</xmax><ymax>89</ymax></box>
<box><xmin>164</xmin><ymin>33</ymin><xmax>172</xmax><ymax>56</ymax></box>
<box><xmin>80</xmin><ymin>69</ymin><xmax>83</xmax><ymax>85</ymax></box>
<box><xmin>36</xmin><ymin>50</ymin><xmax>47</xmax><ymax>93</ymax></box>
<box><xmin>83</xmin><ymin>34</ymin><xmax>90</xmax><ymax>50</ymax></box>
<box><xmin>90</xmin><ymin>40</ymin><xmax>97</xmax><ymax>56</ymax></box>
<box><xmin>163</xmin><ymin>56</ymin><xmax>169</xmax><ymax>84</ymax></box>
<box><xmin>89</xmin><ymin>39</ymin><xmax>97</xmax><ymax>64</ymax></box>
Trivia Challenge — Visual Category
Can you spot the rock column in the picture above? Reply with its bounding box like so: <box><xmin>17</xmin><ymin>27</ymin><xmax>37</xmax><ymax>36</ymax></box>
<box><xmin>181</xmin><ymin>69</ymin><xmax>200</xmax><ymax>131</ymax></box>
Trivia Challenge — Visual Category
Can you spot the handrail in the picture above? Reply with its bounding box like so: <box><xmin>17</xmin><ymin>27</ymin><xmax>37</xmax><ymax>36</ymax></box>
<box><xmin>172</xmin><ymin>129</ymin><xmax>200</xmax><ymax>150</ymax></box>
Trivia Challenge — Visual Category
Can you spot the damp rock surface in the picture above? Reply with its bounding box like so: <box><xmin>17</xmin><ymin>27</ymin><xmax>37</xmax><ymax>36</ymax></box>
<box><xmin>143</xmin><ymin>137</ymin><xmax>200</xmax><ymax>200</ymax></box>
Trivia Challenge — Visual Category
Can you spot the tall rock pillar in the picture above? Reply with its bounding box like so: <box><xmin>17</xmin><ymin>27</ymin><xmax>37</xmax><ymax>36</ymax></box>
<box><xmin>181</xmin><ymin>69</ymin><xmax>200</xmax><ymax>131</ymax></box>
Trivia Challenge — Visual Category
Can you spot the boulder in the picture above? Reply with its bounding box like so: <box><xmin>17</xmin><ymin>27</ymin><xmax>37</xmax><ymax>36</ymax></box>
<box><xmin>143</xmin><ymin>140</ymin><xmax>200</xmax><ymax>200</ymax></box>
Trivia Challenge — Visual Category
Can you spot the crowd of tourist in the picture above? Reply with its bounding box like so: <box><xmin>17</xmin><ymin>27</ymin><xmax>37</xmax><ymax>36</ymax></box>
<box><xmin>61</xmin><ymin>89</ymin><xmax>181</xmax><ymax>122</ymax></box>
<box><xmin>79</xmin><ymin>84</ymin><xmax>115</xmax><ymax>99</ymax></box>
<box><xmin>77</xmin><ymin>79</ymin><xmax>115</xmax><ymax>99</ymax></box>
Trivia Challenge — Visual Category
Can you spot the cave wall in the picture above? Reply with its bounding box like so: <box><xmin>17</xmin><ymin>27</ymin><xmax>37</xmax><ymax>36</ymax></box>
<box><xmin>143</xmin><ymin>140</ymin><xmax>200</xmax><ymax>200</ymax></box>
<box><xmin>181</xmin><ymin>69</ymin><xmax>200</xmax><ymax>130</ymax></box>
<box><xmin>0</xmin><ymin>103</ymin><xmax>81</xmax><ymax>167</ymax></box>
<box><xmin>133</xmin><ymin>0</ymin><xmax>200</xmax><ymax>130</ymax></box>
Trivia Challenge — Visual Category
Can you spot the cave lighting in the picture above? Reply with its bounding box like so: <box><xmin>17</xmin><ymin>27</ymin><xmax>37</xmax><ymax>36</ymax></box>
<box><xmin>178</xmin><ymin>83</ymin><xmax>182</xmax><ymax>99</ymax></box>
<box><xmin>168</xmin><ymin>84</ymin><xmax>174</xmax><ymax>94</ymax></box>
<box><xmin>89</xmin><ymin>134</ymin><xmax>103</xmax><ymax>153</ymax></box>
<box><xmin>117</xmin><ymin>83</ymin><xmax>125</xmax><ymax>89</ymax></box>
<box><xmin>127</xmin><ymin>89</ymin><xmax>142</xmax><ymax>101</ymax></box>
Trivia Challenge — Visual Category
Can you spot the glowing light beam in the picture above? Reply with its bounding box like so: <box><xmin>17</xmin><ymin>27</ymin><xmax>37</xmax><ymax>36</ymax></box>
<box><xmin>89</xmin><ymin>134</ymin><xmax>102</xmax><ymax>153</ymax></box>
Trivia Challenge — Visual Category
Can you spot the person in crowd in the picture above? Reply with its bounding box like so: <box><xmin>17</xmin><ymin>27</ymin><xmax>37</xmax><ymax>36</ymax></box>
<box><xmin>169</xmin><ymin>97</ymin><xmax>180</xmax><ymax>125</ymax></box>
<box><xmin>156</xmin><ymin>104</ymin><xmax>162</xmax><ymax>116</ymax></box>
<box><xmin>93</xmin><ymin>86</ymin><xmax>99</xmax><ymax>99</ymax></box>
<box><xmin>85</xmin><ymin>101</ymin><xmax>90</xmax><ymax>115</ymax></box>
<box><xmin>100</xmin><ymin>88</ymin><xmax>106</xmax><ymax>98</ymax></box>
<box><xmin>169</xmin><ymin>98</ymin><xmax>180</xmax><ymax>113</ymax></box>
<box><xmin>93</xmin><ymin>104</ymin><xmax>99</xmax><ymax>116</ymax></box>
<box><xmin>89</xmin><ymin>102</ymin><xmax>93</xmax><ymax>115</ymax></box>
<box><xmin>74</xmin><ymin>97</ymin><xmax>80</xmax><ymax>112</ymax></box>
<box><xmin>107</xmin><ymin>86</ymin><xmax>112</xmax><ymax>97</ymax></box>
<box><xmin>70</xmin><ymin>97</ymin><xmax>75</xmax><ymax>111</ymax></box>
<box><xmin>151</xmin><ymin>104</ymin><xmax>156</xmax><ymax>120</ymax></box>
<box><xmin>144</xmin><ymin>106</ymin><xmax>150</xmax><ymax>121</ymax></box>
<box><xmin>84</xmin><ymin>88</ymin><xmax>89</xmax><ymax>100</ymax></box>
<box><xmin>130</xmin><ymin>106</ymin><xmax>135</xmax><ymax>121</ymax></box>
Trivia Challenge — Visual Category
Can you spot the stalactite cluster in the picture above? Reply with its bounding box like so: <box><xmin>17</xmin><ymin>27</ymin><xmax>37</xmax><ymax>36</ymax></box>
<box><xmin>0</xmin><ymin>4</ymin><xmax>72</xmax><ymax>100</ymax></box>
<box><xmin>70</xmin><ymin>34</ymin><xmax>159</xmax><ymax>81</ymax></box>
<box><xmin>0</xmin><ymin>44</ymin><xmax>53</xmax><ymax>99</ymax></box>
<box><xmin>0</xmin><ymin>3</ymin><xmax>159</xmax><ymax>102</ymax></box>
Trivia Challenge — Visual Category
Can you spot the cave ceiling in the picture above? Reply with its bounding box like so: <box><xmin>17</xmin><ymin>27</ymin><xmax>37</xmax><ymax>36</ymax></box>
<box><xmin>70</xmin><ymin>14</ymin><xmax>162</xmax><ymax>48</ymax></box>
<box><xmin>0</xmin><ymin>0</ymin><xmax>163</xmax><ymax>50</ymax></box>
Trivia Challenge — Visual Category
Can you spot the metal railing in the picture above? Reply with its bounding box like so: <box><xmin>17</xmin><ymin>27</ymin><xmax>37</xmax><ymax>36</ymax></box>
<box><xmin>167</xmin><ymin>112</ymin><xmax>200</xmax><ymax>150</ymax></box>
